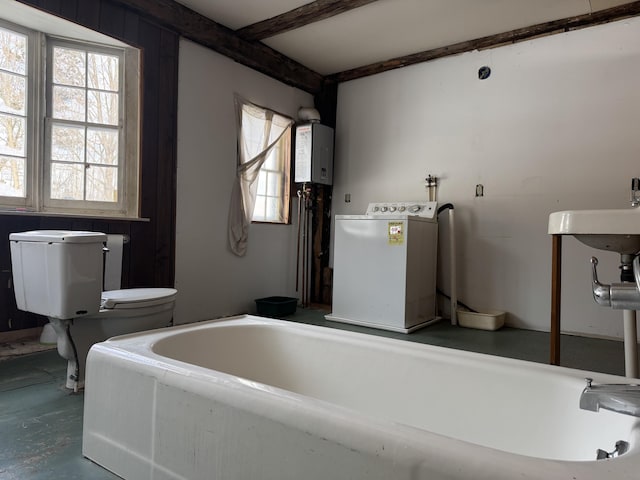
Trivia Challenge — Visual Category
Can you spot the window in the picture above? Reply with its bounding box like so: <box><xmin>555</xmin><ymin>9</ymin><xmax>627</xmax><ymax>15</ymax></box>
<box><xmin>0</xmin><ymin>17</ymin><xmax>140</xmax><ymax>218</ymax></box>
<box><xmin>229</xmin><ymin>96</ymin><xmax>293</xmax><ymax>255</ymax></box>
<box><xmin>253</xmin><ymin>128</ymin><xmax>291</xmax><ymax>223</ymax></box>
<box><xmin>235</xmin><ymin>97</ymin><xmax>292</xmax><ymax>224</ymax></box>
<box><xmin>0</xmin><ymin>24</ymin><xmax>31</xmax><ymax>204</ymax></box>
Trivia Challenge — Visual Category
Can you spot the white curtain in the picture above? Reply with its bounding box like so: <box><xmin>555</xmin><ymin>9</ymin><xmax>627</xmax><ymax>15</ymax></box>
<box><xmin>228</xmin><ymin>95</ymin><xmax>293</xmax><ymax>256</ymax></box>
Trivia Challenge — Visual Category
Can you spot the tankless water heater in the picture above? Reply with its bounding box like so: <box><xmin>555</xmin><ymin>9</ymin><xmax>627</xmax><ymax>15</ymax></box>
<box><xmin>294</xmin><ymin>123</ymin><xmax>334</xmax><ymax>185</ymax></box>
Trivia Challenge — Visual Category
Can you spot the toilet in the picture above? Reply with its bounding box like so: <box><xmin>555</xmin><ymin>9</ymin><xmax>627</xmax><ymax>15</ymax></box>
<box><xmin>9</xmin><ymin>230</ymin><xmax>177</xmax><ymax>390</ymax></box>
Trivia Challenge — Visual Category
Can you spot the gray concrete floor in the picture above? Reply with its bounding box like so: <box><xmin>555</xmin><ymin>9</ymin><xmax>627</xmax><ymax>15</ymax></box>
<box><xmin>0</xmin><ymin>307</ymin><xmax>627</xmax><ymax>479</ymax></box>
<box><xmin>0</xmin><ymin>349</ymin><xmax>118</xmax><ymax>479</ymax></box>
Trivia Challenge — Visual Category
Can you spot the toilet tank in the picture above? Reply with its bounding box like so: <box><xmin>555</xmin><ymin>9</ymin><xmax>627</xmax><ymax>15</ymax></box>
<box><xmin>10</xmin><ymin>230</ymin><xmax>107</xmax><ymax>320</ymax></box>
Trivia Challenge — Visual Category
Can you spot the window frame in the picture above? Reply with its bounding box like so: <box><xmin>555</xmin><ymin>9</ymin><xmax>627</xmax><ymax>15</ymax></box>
<box><xmin>0</xmin><ymin>18</ymin><xmax>140</xmax><ymax>218</ymax></box>
<box><xmin>0</xmin><ymin>20</ymin><xmax>39</xmax><ymax>210</ymax></box>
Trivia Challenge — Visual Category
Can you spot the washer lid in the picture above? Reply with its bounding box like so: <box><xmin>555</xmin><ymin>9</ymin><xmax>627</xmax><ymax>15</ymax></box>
<box><xmin>9</xmin><ymin>230</ymin><xmax>107</xmax><ymax>243</ymax></box>
<box><xmin>101</xmin><ymin>288</ymin><xmax>177</xmax><ymax>309</ymax></box>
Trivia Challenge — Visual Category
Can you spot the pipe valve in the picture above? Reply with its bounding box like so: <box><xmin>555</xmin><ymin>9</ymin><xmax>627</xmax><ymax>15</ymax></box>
<box><xmin>631</xmin><ymin>177</ymin><xmax>640</xmax><ymax>207</ymax></box>
<box><xmin>591</xmin><ymin>256</ymin><xmax>640</xmax><ymax>309</ymax></box>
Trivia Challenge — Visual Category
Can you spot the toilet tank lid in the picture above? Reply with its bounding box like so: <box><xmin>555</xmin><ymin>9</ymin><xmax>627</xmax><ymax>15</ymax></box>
<box><xmin>10</xmin><ymin>230</ymin><xmax>107</xmax><ymax>243</ymax></box>
<box><xmin>101</xmin><ymin>288</ymin><xmax>177</xmax><ymax>309</ymax></box>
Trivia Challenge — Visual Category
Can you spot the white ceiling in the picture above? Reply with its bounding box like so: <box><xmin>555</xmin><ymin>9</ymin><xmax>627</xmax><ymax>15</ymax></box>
<box><xmin>176</xmin><ymin>0</ymin><xmax>636</xmax><ymax>75</ymax></box>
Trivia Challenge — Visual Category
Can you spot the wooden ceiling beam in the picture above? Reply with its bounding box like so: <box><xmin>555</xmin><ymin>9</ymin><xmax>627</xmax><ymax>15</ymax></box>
<box><xmin>109</xmin><ymin>0</ymin><xmax>324</xmax><ymax>94</ymax></box>
<box><xmin>236</xmin><ymin>0</ymin><xmax>380</xmax><ymax>41</ymax></box>
<box><xmin>330</xmin><ymin>0</ymin><xmax>640</xmax><ymax>83</ymax></box>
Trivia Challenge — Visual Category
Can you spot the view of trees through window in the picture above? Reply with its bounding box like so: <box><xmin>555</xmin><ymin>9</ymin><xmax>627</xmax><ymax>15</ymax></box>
<box><xmin>50</xmin><ymin>44</ymin><xmax>120</xmax><ymax>202</ymax></box>
<box><xmin>0</xmin><ymin>27</ymin><xmax>27</xmax><ymax>198</ymax></box>
<box><xmin>0</xmin><ymin>24</ymin><xmax>124</xmax><ymax>205</ymax></box>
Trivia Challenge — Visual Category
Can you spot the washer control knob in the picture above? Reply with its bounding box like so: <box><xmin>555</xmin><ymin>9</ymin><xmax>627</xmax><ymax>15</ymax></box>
<box><xmin>373</xmin><ymin>206</ymin><xmax>380</xmax><ymax>212</ymax></box>
<box><xmin>398</xmin><ymin>206</ymin><xmax>406</xmax><ymax>212</ymax></box>
<box><xmin>389</xmin><ymin>206</ymin><xmax>397</xmax><ymax>212</ymax></box>
<box><xmin>381</xmin><ymin>206</ymin><xmax>388</xmax><ymax>212</ymax></box>
<box><xmin>409</xmin><ymin>205</ymin><xmax>422</xmax><ymax>213</ymax></box>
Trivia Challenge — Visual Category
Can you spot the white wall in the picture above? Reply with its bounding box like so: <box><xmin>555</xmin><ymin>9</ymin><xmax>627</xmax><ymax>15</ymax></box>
<box><xmin>333</xmin><ymin>18</ymin><xmax>640</xmax><ymax>339</ymax></box>
<box><xmin>174</xmin><ymin>39</ymin><xmax>313</xmax><ymax>324</ymax></box>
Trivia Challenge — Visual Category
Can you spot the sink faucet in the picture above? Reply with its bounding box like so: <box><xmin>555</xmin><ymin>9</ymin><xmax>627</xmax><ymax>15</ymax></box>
<box><xmin>632</xmin><ymin>177</ymin><xmax>640</xmax><ymax>207</ymax></box>
<box><xmin>580</xmin><ymin>378</ymin><xmax>640</xmax><ymax>417</ymax></box>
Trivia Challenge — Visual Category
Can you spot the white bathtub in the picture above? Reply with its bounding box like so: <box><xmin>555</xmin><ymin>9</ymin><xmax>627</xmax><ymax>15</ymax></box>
<box><xmin>82</xmin><ymin>315</ymin><xmax>640</xmax><ymax>479</ymax></box>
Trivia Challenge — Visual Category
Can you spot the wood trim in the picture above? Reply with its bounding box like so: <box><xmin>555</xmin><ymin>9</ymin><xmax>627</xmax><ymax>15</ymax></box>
<box><xmin>26</xmin><ymin>0</ymin><xmax>640</xmax><ymax>91</ymax></box>
<box><xmin>330</xmin><ymin>1</ymin><xmax>640</xmax><ymax>83</ymax></box>
<box><xmin>309</xmin><ymin>81</ymin><xmax>337</xmax><ymax>307</ymax></box>
<box><xmin>550</xmin><ymin>235</ymin><xmax>562</xmax><ymax>366</ymax></box>
<box><xmin>236</xmin><ymin>0</ymin><xmax>379</xmax><ymax>41</ymax></box>
<box><xmin>108</xmin><ymin>0</ymin><xmax>324</xmax><ymax>94</ymax></box>
<box><xmin>0</xmin><ymin>326</ymin><xmax>42</xmax><ymax>343</ymax></box>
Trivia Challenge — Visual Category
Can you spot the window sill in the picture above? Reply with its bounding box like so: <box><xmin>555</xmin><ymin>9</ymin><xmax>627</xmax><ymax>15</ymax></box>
<box><xmin>0</xmin><ymin>210</ymin><xmax>150</xmax><ymax>222</ymax></box>
<box><xmin>251</xmin><ymin>220</ymin><xmax>292</xmax><ymax>225</ymax></box>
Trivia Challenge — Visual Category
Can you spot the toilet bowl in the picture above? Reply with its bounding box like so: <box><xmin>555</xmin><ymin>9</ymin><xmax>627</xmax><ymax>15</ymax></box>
<box><xmin>9</xmin><ymin>230</ymin><xmax>178</xmax><ymax>390</ymax></box>
<box><xmin>49</xmin><ymin>287</ymin><xmax>177</xmax><ymax>389</ymax></box>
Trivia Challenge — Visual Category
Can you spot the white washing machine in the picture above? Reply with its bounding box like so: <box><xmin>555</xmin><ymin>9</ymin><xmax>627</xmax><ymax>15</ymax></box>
<box><xmin>326</xmin><ymin>202</ymin><xmax>439</xmax><ymax>333</ymax></box>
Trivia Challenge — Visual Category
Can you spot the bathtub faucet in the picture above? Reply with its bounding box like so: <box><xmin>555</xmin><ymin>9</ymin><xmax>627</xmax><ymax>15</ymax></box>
<box><xmin>580</xmin><ymin>378</ymin><xmax>640</xmax><ymax>417</ymax></box>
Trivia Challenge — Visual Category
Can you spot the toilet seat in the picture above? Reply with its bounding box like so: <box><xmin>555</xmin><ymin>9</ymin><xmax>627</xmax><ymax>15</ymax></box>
<box><xmin>101</xmin><ymin>288</ymin><xmax>177</xmax><ymax>310</ymax></box>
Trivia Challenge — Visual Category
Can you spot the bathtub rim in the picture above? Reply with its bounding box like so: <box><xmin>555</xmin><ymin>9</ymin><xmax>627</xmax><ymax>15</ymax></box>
<box><xmin>84</xmin><ymin>314</ymin><xmax>640</xmax><ymax>479</ymax></box>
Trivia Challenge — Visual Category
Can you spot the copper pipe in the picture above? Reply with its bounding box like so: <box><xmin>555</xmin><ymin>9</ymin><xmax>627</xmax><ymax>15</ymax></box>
<box><xmin>295</xmin><ymin>190</ymin><xmax>302</xmax><ymax>292</ymax></box>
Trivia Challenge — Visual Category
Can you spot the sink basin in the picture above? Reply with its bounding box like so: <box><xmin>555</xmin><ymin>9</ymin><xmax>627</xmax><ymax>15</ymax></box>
<box><xmin>572</xmin><ymin>233</ymin><xmax>640</xmax><ymax>254</ymax></box>
<box><xmin>548</xmin><ymin>209</ymin><xmax>640</xmax><ymax>254</ymax></box>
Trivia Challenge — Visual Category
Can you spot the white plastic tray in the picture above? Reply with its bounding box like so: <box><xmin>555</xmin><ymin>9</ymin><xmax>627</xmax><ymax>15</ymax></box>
<box><xmin>457</xmin><ymin>309</ymin><xmax>505</xmax><ymax>331</ymax></box>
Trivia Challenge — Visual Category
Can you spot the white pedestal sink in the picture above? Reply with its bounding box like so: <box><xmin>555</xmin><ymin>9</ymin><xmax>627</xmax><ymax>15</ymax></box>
<box><xmin>548</xmin><ymin>208</ymin><xmax>640</xmax><ymax>254</ymax></box>
<box><xmin>548</xmin><ymin>208</ymin><xmax>640</xmax><ymax>378</ymax></box>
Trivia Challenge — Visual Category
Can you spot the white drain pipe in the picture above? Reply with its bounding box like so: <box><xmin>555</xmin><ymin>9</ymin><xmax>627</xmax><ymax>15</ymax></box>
<box><xmin>629</xmin><ymin>257</ymin><xmax>640</xmax><ymax>378</ymax></box>
<box><xmin>448</xmin><ymin>207</ymin><xmax>457</xmax><ymax>325</ymax></box>
<box><xmin>623</xmin><ymin>309</ymin><xmax>639</xmax><ymax>378</ymax></box>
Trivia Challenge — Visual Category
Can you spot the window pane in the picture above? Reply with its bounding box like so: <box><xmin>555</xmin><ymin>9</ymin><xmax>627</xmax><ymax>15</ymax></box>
<box><xmin>266</xmin><ymin>197</ymin><xmax>279</xmax><ymax>221</ymax></box>
<box><xmin>53</xmin><ymin>47</ymin><xmax>85</xmax><ymax>87</ymax></box>
<box><xmin>0</xmin><ymin>28</ymin><xmax>27</xmax><ymax>75</ymax></box>
<box><xmin>264</xmin><ymin>148</ymin><xmax>278</xmax><ymax>170</ymax></box>
<box><xmin>0</xmin><ymin>71</ymin><xmax>26</xmax><ymax>115</ymax></box>
<box><xmin>253</xmin><ymin>195</ymin><xmax>265</xmax><ymax>221</ymax></box>
<box><xmin>51</xmin><ymin>124</ymin><xmax>85</xmax><ymax>163</ymax></box>
<box><xmin>86</xmin><ymin>165</ymin><xmax>117</xmax><ymax>202</ymax></box>
<box><xmin>256</xmin><ymin>170</ymin><xmax>266</xmax><ymax>195</ymax></box>
<box><xmin>87</xmin><ymin>127</ymin><xmax>118</xmax><ymax>165</ymax></box>
<box><xmin>0</xmin><ymin>155</ymin><xmax>25</xmax><ymax>197</ymax></box>
<box><xmin>266</xmin><ymin>172</ymin><xmax>281</xmax><ymax>197</ymax></box>
<box><xmin>53</xmin><ymin>85</ymin><xmax>85</xmax><ymax>121</ymax></box>
<box><xmin>0</xmin><ymin>113</ymin><xmax>25</xmax><ymax>156</ymax></box>
<box><xmin>88</xmin><ymin>53</ymin><xmax>119</xmax><ymax>91</ymax></box>
<box><xmin>87</xmin><ymin>90</ymin><xmax>118</xmax><ymax>125</ymax></box>
<box><xmin>51</xmin><ymin>162</ymin><xmax>83</xmax><ymax>200</ymax></box>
